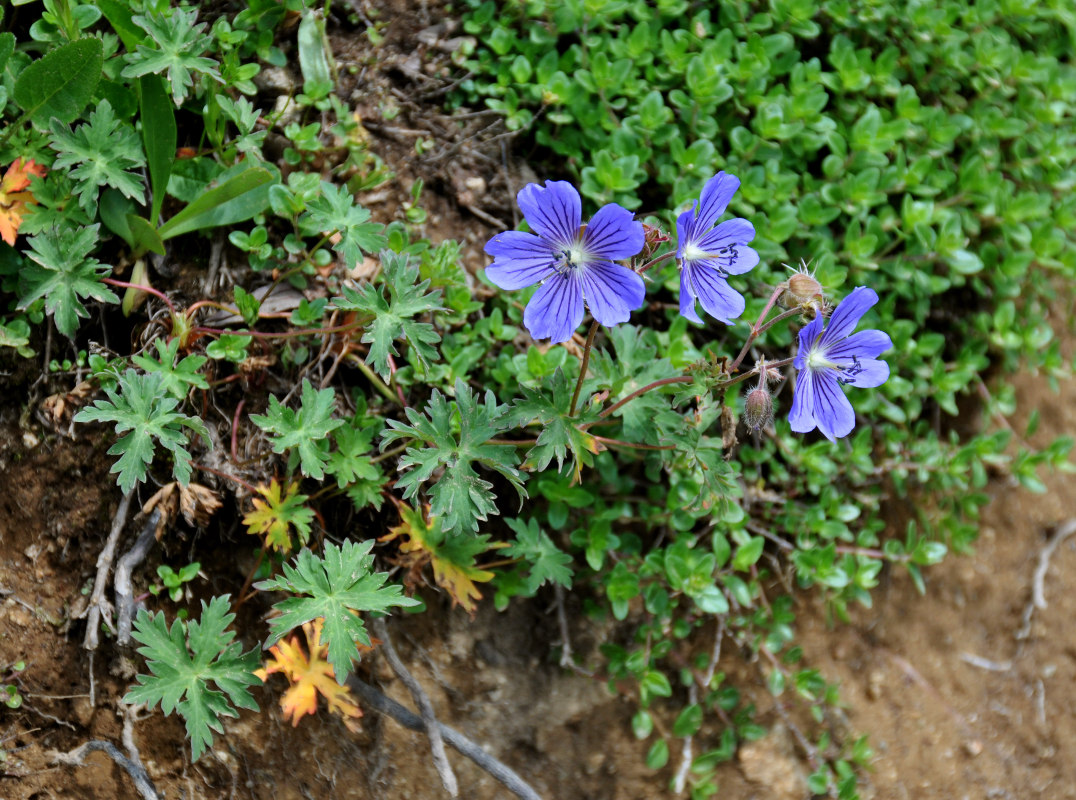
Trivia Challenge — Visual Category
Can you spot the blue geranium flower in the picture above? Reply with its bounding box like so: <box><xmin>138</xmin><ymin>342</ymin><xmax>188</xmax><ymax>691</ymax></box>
<box><xmin>484</xmin><ymin>181</ymin><xmax>645</xmax><ymax>344</ymax></box>
<box><xmin>789</xmin><ymin>286</ymin><xmax>892</xmax><ymax>441</ymax></box>
<box><xmin>676</xmin><ymin>172</ymin><xmax>759</xmax><ymax>324</ymax></box>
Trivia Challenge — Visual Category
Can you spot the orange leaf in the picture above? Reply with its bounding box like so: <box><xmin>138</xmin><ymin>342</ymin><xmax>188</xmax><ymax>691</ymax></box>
<box><xmin>0</xmin><ymin>158</ymin><xmax>46</xmax><ymax>246</ymax></box>
<box><xmin>255</xmin><ymin>618</ymin><xmax>363</xmax><ymax>731</ymax></box>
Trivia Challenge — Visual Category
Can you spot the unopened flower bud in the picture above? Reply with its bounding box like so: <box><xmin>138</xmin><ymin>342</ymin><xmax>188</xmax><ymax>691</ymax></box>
<box><xmin>744</xmin><ymin>387</ymin><xmax>774</xmax><ymax>431</ymax></box>
<box><xmin>779</xmin><ymin>260</ymin><xmax>824</xmax><ymax>309</ymax></box>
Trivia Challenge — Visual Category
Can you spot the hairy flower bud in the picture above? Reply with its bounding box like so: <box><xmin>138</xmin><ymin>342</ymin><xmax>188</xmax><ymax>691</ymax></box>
<box><xmin>744</xmin><ymin>387</ymin><xmax>774</xmax><ymax>431</ymax></box>
<box><xmin>779</xmin><ymin>260</ymin><xmax>824</xmax><ymax>310</ymax></box>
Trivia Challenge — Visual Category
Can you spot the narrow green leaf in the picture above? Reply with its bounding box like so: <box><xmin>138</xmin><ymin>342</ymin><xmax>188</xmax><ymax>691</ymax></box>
<box><xmin>127</xmin><ymin>215</ymin><xmax>165</xmax><ymax>256</ymax></box>
<box><xmin>14</xmin><ymin>38</ymin><xmax>104</xmax><ymax>129</ymax></box>
<box><xmin>0</xmin><ymin>33</ymin><xmax>15</xmax><ymax>74</ymax></box>
<box><xmin>140</xmin><ymin>75</ymin><xmax>176</xmax><ymax>223</ymax></box>
<box><xmin>99</xmin><ymin>189</ymin><xmax>137</xmax><ymax>249</ymax></box>
<box><xmin>158</xmin><ymin>167</ymin><xmax>273</xmax><ymax>240</ymax></box>
<box><xmin>297</xmin><ymin>10</ymin><xmax>333</xmax><ymax>95</ymax></box>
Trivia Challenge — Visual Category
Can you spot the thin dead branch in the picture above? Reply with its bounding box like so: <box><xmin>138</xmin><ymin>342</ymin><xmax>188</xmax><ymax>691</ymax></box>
<box><xmin>81</xmin><ymin>490</ymin><xmax>135</xmax><ymax>651</ymax></box>
<box><xmin>371</xmin><ymin>618</ymin><xmax>458</xmax><ymax>797</ymax></box>
<box><xmin>1016</xmin><ymin>519</ymin><xmax>1076</xmax><ymax>640</ymax></box>
<box><xmin>347</xmin><ymin>675</ymin><xmax>543</xmax><ymax>800</ymax></box>
<box><xmin>115</xmin><ymin>510</ymin><xmax>161</xmax><ymax>646</ymax></box>
<box><xmin>50</xmin><ymin>708</ymin><xmax>160</xmax><ymax>800</ymax></box>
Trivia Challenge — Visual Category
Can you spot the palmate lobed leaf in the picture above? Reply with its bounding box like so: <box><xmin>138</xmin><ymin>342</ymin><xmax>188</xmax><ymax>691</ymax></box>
<box><xmin>504</xmin><ymin>517</ymin><xmax>573</xmax><ymax>594</ymax></box>
<box><xmin>256</xmin><ymin>540</ymin><xmax>419</xmax><ymax>684</ymax></box>
<box><xmin>382</xmin><ymin>379</ymin><xmax>526</xmax><ymax>536</ymax></box>
<box><xmin>255</xmin><ymin>618</ymin><xmax>363</xmax><ymax>729</ymax></box>
<box><xmin>300</xmin><ymin>182</ymin><xmax>387</xmax><ymax>266</ymax></box>
<box><xmin>74</xmin><ymin>369</ymin><xmax>209</xmax><ymax>492</ymax></box>
<box><xmin>381</xmin><ymin>504</ymin><xmax>498</xmax><ymax>614</ymax></box>
<box><xmin>49</xmin><ymin>99</ymin><xmax>146</xmax><ymax>215</ymax></box>
<box><xmin>124</xmin><ymin>596</ymin><xmax>260</xmax><ymax>761</ymax></box>
<box><xmin>333</xmin><ymin>249</ymin><xmax>444</xmax><ymax>378</ymax></box>
<box><xmin>250</xmin><ymin>379</ymin><xmax>344</xmax><ymax>480</ymax></box>
<box><xmin>18</xmin><ymin>224</ymin><xmax>118</xmax><ymax>338</ymax></box>
<box><xmin>507</xmin><ymin>369</ymin><xmax>602</xmax><ymax>483</ymax></box>
<box><xmin>243</xmin><ymin>479</ymin><xmax>314</xmax><ymax>552</ymax></box>
<box><xmin>120</xmin><ymin>8</ymin><xmax>221</xmax><ymax>106</ymax></box>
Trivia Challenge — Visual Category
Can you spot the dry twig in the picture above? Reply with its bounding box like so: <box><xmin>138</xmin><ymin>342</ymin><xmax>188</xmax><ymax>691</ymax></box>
<box><xmin>1016</xmin><ymin>519</ymin><xmax>1076</xmax><ymax>640</ymax></box>
<box><xmin>81</xmin><ymin>490</ymin><xmax>135</xmax><ymax>651</ymax></box>
<box><xmin>371</xmin><ymin>618</ymin><xmax>458</xmax><ymax>797</ymax></box>
<box><xmin>115</xmin><ymin>510</ymin><xmax>161</xmax><ymax>646</ymax></box>
<box><xmin>50</xmin><ymin>708</ymin><xmax>160</xmax><ymax>800</ymax></box>
<box><xmin>347</xmin><ymin>675</ymin><xmax>543</xmax><ymax>800</ymax></box>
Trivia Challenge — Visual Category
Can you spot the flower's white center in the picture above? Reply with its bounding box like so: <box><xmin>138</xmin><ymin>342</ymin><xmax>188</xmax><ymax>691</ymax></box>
<box><xmin>681</xmin><ymin>243</ymin><xmax>709</xmax><ymax>263</ymax></box>
<box><xmin>555</xmin><ymin>240</ymin><xmax>588</xmax><ymax>274</ymax></box>
<box><xmin>805</xmin><ymin>345</ymin><xmax>836</xmax><ymax>372</ymax></box>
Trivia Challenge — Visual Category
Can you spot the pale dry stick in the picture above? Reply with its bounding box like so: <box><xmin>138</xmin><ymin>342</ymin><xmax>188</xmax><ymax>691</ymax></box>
<box><xmin>82</xmin><ymin>490</ymin><xmax>135</xmax><ymax>652</ymax></box>
<box><xmin>371</xmin><ymin>618</ymin><xmax>459</xmax><ymax>798</ymax></box>
<box><xmin>347</xmin><ymin>675</ymin><xmax>544</xmax><ymax>800</ymax></box>
<box><xmin>50</xmin><ymin>708</ymin><xmax>160</xmax><ymax>800</ymax></box>
<box><xmin>959</xmin><ymin>652</ymin><xmax>1012</xmax><ymax>672</ymax></box>
<box><xmin>553</xmin><ymin>583</ymin><xmax>593</xmax><ymax>676</ymax></box>
<box><xmin>115</xmin><ymin>510</ymin><xmax>161</xmax><ymax>646</ymax></box>
<box><xmin>1016</xmin><ymin>518</ymin><xmax>1076</xmax><ymax>640</ymax></box>
<box><xmin>672</xmin><ymin>684</ymin><xmax>697</xmax><ymax>796</ymax></box>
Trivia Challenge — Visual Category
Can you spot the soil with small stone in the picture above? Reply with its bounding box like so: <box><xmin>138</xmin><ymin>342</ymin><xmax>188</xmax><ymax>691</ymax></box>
<box><xmin>3</xmin><ymin>3</ymin><xmax>1075</xmax><ymax>799</ymax></box>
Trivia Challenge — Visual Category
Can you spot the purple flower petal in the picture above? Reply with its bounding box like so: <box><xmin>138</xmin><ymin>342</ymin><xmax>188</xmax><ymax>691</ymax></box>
<box><xmin>694</xmin><ymin>172</ymin><xmax>740</xmax><ymax>233</ymax></box>
<box><xmin>821</xmin><ymin>286</ymin><xmax>878</xmax><ymax>346</ymax></box>
<box><xmin>675</xmin><ymin>207</ymin><xmax>697</xmax><ymax>258</ymax></box>
<box><xmin>788</xmin><ymin>368</ymin><xmax>817</xmax><ymax>434</ymax></box>
<box><xmin>679</xmin><ymin>269</ymin><xmax>703</xmax><ymax>323</ymax></box>
<box><xmin>517</xmin><ymin>181</ymin><xmax>581</xmax><ymax>247</ymax></box>
<box><xmin>523</xmin><ymin>271</ymin><xmax>584</xmax><ymax>344</ymax></box>
<box><xmin>579</xmin><ymin>260</ymin><xmax>645</xmax><ymax>326</ymax></box>
<box><xmin>793</xmin><ymin>314</ymin><xmax>825</xmax><ymax>369</ymax></box>
<box><xmin>584</xmin><ymin>203</ymin><xmax>645</xmax><ymax>261</ymax></box>
<box><xmin>812</xmin><ymin>370</ymin><xmax>856</xmax><ymax>441</ymax></box>
<box><xmin>695</xmin><ymin>218</ymin><xmax>756</xmax><ymax>252</ymax></box>
<box><xmin>837</xmin><ymin>357</ymin><xmax>889</xmax><ymax>388</ymax></box>
<box><xmin>484</xmin><ymin>231</ymin><xmax>556</xmax><ymax>289</ymax></box>
<box><xmin>685</xmin><ymin>262</ymin><xmax>746</xmax><ymax>324</ymax></box>
<box><xmin>826</xmin><ymin>329</ymin><xmax>893</xmax><ymax>361</ymax></box>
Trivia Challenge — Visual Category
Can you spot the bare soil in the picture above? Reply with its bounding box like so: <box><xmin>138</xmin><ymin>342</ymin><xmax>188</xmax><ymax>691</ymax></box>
<box><xmin>2</xmin><ymin>3</ymin><xmax>1075</xmax><ymax>799</ymax></box>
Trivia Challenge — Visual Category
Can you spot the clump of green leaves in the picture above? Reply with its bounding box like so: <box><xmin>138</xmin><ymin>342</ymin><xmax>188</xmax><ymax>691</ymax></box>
<box><xmin>382</xmin><ymin>379</ymin><xmax>527</xmax><ymax>536</ymax></box>
<box><xmin>256</xmin><ymin>540</ymin><xmax>420</xmax><ymax>683</ymax></box>
<box><xmin>74</xmin><ymin>370</ymin><xmax>210</xmax><ymax>493</ymax></box>
<box><xmin>124</xmin><ymin>596</ymin><xmax>260</xmax><ymax>761</ymax></box>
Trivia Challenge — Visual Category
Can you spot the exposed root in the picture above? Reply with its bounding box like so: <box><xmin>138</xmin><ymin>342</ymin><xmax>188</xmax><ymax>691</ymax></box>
<box><xmin>348</xmin><ymin>674</ymin><xmax>543</xmax><ymax>800</ymax></box>
<box><xmin>371</xmin><ymin>617</ymin><xmax>458</xmax><ymax>797</ymax></box>
<box><xmin>49</xmin><ymin>708</ymin><xmax>160</xmax><ymax>800</ymax></box>
<box><xmin>81</xmin><ymin>490</ymin><xmax>134</xmax><ymax>652</ymax></box>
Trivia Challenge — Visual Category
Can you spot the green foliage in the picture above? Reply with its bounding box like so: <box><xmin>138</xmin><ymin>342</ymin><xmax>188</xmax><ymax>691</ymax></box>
<box><xmin>124</xmin><ymin>596</ymin><xmax>261</xmax><ymax>761</ymax></box>
<box><xmin>121</xmin><ymin>8</ymin><xmax>221</xmax><ymax>106</ymax></box>
<box><xmin>13</xmin><ymin>37</ymin><xmax>103</xmax><ymax>128</ymax></box>
<box><xmin>49</xmin><ymin>99</ymin><xmax>146</xmax><ymax>215</ymax></box>
<box><xmin>333</xmin><ymin>250</ymin><xmax>444</xmax><ymax>378</ymax></box>
<box><xmin>250</xmin><ymin>379</ymin><xmax>345</xmax><ymax>480</ymax></box>
<box><xmin>131</xmin><ymin>338</ymin><xmax>209</xmax><ymax>400</ymax></box>
<box><xmin>17</xmin><ymin>224</ymin><xmax>118</xmax><ymax>338</ymax></box>
<box><xmin>256</xmin><ymin>540</ymin><xmax>420</xmax><ymax>683</ymax></box>
<box><xmin>299</xmin><ymin>181</ymin><xmax>387</xmax><ymax>266</ymax></box>
<box><xmin>74</xmin><ymin>369</ymin><xmax>210</xmax><ymax>493</ymax></box>
<box><xmin>503</xmin><ymin>517</ymin><xmax>573</xmax><ymax>594</ymax></box>
<box><xmin>382</xmin><ymin>379</ymin><xmax>526</xmax><ymax>536</ymax></box>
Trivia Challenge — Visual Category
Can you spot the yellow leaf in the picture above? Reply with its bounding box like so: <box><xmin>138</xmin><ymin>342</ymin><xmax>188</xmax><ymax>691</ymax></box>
<box><xmin>256</xmin><ymin>618</ymin><xmax>363</xmax><ymax>731</ymax></box>
<box><xmin>243</xmin><ymin>480</ymin><xmax>314</xmax><ymax>552</ymax></box>
<box><xmin>0</xmin><ymin>158</ymin><xmax>46</xmax><ymax>246</ymax></box>
<box><xmin>381</xmin><ymin>502</ymin><xmax>498</xmax><ymax>615</ymax></box>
